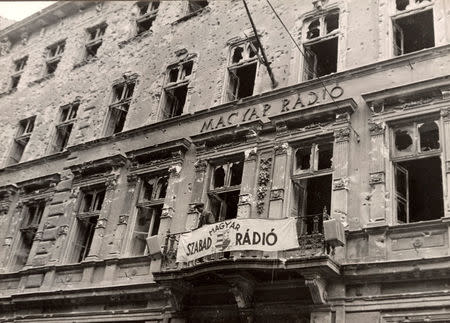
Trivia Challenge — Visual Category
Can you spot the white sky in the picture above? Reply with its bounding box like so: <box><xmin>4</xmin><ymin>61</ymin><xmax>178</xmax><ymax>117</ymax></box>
<box><xmin>0</xmin><ymin>1</ymin><xmax>55</xmax><ymax>21</ymax></box>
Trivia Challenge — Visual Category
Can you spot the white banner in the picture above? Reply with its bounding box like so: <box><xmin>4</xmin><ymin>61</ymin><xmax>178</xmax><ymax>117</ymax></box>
<box><xmin>176</xmin><ymin>217</ymin><xmax>299</xmax><ymax>262</ymax></box>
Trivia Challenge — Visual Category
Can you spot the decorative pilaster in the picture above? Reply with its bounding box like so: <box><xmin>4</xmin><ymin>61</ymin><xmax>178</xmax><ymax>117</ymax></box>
<box><xmin>332</xmin><ymin>127</ymin><xmax>351</xmax><ymax>227</ymax></box>
<box><xmin>256</xmin><ymin>156</ymin><xmax>272</xmax><ymax>217</ymax></box>
<box><xmin>159</xmin><ymin>163</ymin><xmax>182</xmax><ymax>241</ymax></box>
<box><xmin>441</xmin><ymin>109</ymin><xmax>450</xmax><ymax>217</ymax></box>
<box><xmin>304</xmin><ymin>273</ymin><xmax>327</xmax><ymax>304</ymax></box>
<box><xmin>368</xmin><ymin>121</ymin><xmax>388</xmax><ymax>225</ymax></box>
<box><xmin>186</xmin><ymin>160</ymin><xmax>207</xmax><ymax>231</ymax></box>
<box><xmin>237</xmin><ymin>148</ymin><xmax>258</xmax><ymax>219</ymax></box>
<box><xmin>268</xmin><ymin>143</ymin><xmax>289</xmax><ymax>219</ymax></box>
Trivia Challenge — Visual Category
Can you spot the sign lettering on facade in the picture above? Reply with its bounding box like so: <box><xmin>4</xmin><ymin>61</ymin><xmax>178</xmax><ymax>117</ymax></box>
<box><xmin>176</xmin><ymin>217</ymin><xmax>299</xmax><ymax>262</ymax></box>
<box><xmin>200</xmin><ymin>85</ymin><xmax>344</xmax><ymax>133</ymax></box>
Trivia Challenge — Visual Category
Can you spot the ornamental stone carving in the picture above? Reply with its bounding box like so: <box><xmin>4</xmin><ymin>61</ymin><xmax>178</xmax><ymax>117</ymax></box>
<box><xmin>238</xmin><ymin>194</ymin><xmax>251</xmax><ymax>205</ymax></box>
<box><xmin>334</xmin><ymin>128</ymin><xmax>351</xmax><ymax>142</ymax></box>
<box><xmin>274</xmin><ymin>143</ymin><xmax>288</xmax><ymax>155</ymax></box>
<box><xmin>34</xmin><ymin>231</ymin><xmax>43</xmax><ymax>241</ymax></box>
<box><xmin>441</xmin><ymin>108</ymin><xmax>450</xmax><ymax>121</ymax></box>
<box><xmin>256</xmin><ymin>157</ymin><xmax>272</xmax><ymax>215</ymax></box>
<box><xmin>369</xmin><ymin>122</ymin><xmax>384</xmax><ymax>136</ymax></box>
<box><xmin>57</xmin><ymin>225</ymin><xmax>69</xmax><ymax>236</ymax></box>
<box><xmin>369</xmin><ymin>172</ymin><xmax>385</xmax><ymax>185</ymax></box>
<box><xmin>118</xmin><ymin>214</ymin><xmax>129</xmax><ymax>225</ymax></box>
<box><xmin>4</xmin><ymin>237</ymin><xmax>12</xmax><ymax>246</ymax></box>
<box><xmin>0</xmin><ymin>37</ymin><xmax>11</xmax><ymax>56</ymax></box>
<box><xmin>21</xmin><ymin>32</ymin><xmax>29</xmax><ymax>45</ymax></box>
<box><xmin>244</xmin><ymin>147</ymin><xmax>257</xmax><ymax>161</ymax></box>
<box><xmin>168</xmin><ymin>164</ymin><xmax>182</xmax><ymax>177</ymax></box>
<box><xmin>105</xmin><ymin>176</ymin><xmax>118</xmax><ymax>191</ymax></box>
<box><xmin>194</xmin><ymin>159</ymin><xmax>207</xmax><ymax>172</ymax></box>
<box><xmin>333</xmin><ymin>177</ymin><xmax>350</xmax><ymax>191</ymax></box>
<box><xmin>96</xmin><ymin>218</ymin><xmax>107</xmax><ymax>229</ymax></box>
<box><xmin>270</xmin><ymin>189</ymin><xmax>284</xmax><ymax>200</ymax></box>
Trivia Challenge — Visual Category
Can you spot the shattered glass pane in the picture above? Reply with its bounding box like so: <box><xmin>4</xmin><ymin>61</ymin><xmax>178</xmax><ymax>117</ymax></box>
<box><xmin>232</xmin><ymin>46</ymin><xmax>244</xmax><ymax>64</ymax></box>
<box><xmin>307</xmin><ymin>19</ymin><xmax>320</xmax><ymax>39</ymax></box>
<box><xmin>395</xmin><ymin>129</ymin><xmax>413</xmax><ymax>152</ymax></box>
<box><xmin>419</xmin><ymin>121</ymin><xmax>439</xmax><ymax>151</ymax></box>
<box><xmin>296</xmin><ymin>148</ymin><xmax>311</xmax><ymax>170</ymax></box>
<box><xmin>213</xmin><ymin>166</ymin><xmax>226</xmax><ymax>188</ymax></box>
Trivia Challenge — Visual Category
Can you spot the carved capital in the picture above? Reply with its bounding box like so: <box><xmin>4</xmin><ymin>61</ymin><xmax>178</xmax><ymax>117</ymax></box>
<box><xmin>441</xmin><ymin>108</ymin><xmax>450</xmax><ymax>121</ymax></box>
<box><xmin>369</xmin><ymin>172</ymin><xmax>385</xmax><ymax>185</ymax></box>
<box><xmin>21</xmin><ymin>32</ymin><xmax>29</xmax><ymax>45</ymax></box>
<box><xmin>4</xmin><ymin>236</ymin><xmax>12</xmax><ymax>246</ymax></box>
<box><xmin>118</xmin><ymin>214</ymin><xmax>129</xmax><ymax>225</ymax></box>
<box><xmin>369</xmin><ymin>122</ymin><xmax>384</xmax><ymax>136</ymax></box>
<box><xmin>168</xmin><ymin>164</ymin><xmax>182</xmax><ymax>177</ymax></box>
<box><xmin>57</xmin><ymin>225</ymin><xmax>69</xmax><ymax>236</ymax></box>
<box><xmin>312</xmin><ymin>0</ymin><xmax>327</xmax><ymax>10</ymax></box>
<box><xmin>275</xmin><ymin>121</ymin><xmax>288</xmax><ymax>134</ymax></box>
<box><xmin>96</xmin><ymin>218</ymin><xmax>107</xmax><ymax>229</ymax></box>
<box><xmin>270</xmin><ymin>189</ymin><xmax>284</xmax><ymax>200</ymax></box>
<box><xmin>161</xmin><ymin>207</ymin><xmax>174</xmax><ymax>219</ymax></box>
<box><xmin>70</xmin><ymin>187</ymin><xmax>80</xmax><ymax>199</ymax></box>
<box><xmin>194</xmin><ymin>159</ymin><xmax>207</xmax><ymax>173</ymax></box>
<box><xmin>0</xmin><ymin>37</ymin><xmax>11</xmax><ymax>56</ymax></box>
<box><xmin>334</xmin><ymin>127</ymin><xmax>351</xmax><ymax>142</ymax></box>
<box><xmin>34</xmin><ymin>231</ymin><xmax>43</xmax><ymax>241</ymax></box>
<box><xmin>105</xmin><ymin>176</ymin><xmax>118</xmax><ymax>191</ymax></box>
<box><xmin>274</xmin><ymin>142</ymin><xmax>288</xmax><ymax>155</ymax></box>
<box><xmin>244</xmin><ymin>147</ymin><xmax>258</xmax><ymax>161</ymax></box>
<box><xmin>127</xmin><ymin>174</ymin><xmax>139</xmax><ymax>184</ymax></box>
<box><xmin>333</xmin><ymin>177</ymin><xmax>350</xmax><ymax>191</ymax></box>
<box><xmin>304</xmin><ymin>273</ymin><xmax>327</xmax><ymax>304</ymax></box>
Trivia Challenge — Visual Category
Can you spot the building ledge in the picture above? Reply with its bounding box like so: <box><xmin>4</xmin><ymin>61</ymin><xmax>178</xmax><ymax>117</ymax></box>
<box><xmin>172</xmin><ymin>6</ymin><xmax>211</xmax><ymax>25</ymax></box>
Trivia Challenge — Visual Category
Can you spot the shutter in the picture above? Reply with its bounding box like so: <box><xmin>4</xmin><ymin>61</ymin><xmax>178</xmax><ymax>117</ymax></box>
<box><xmin>395</xmin><ymin>164</ymin><xmax>409</xmax><ymax>223</ymax></box>
<box><xmin>303</xmin><ymin>47</ymin><xmax>317</xmax><ymax>80</ymax></box>
<box><xmin>226</xmin><ymin>69</ymin><xmax>239</xmax><ymax>101</ymax></box>
<box><xmin>393</xmin><ymin>21</ymin><xmax>404</xmax><ymax>56</ymax></box>
<box><xmin>293</xmin><ymin>180</ymin><xmax>308</xmax><ymax>234</ymax></box>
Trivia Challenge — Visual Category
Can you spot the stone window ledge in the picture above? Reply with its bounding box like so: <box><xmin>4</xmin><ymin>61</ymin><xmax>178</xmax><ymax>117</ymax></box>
<box><xmin>73</xmin><ymin>57</ymin><xmax>98</xmax><ymax>70</ymax></box>
<box><xmin>172</xmin><ymin>6</ymin><xmax>210</xmax><ymax>25</ymax></box>
<box><xmin>118</xmin><ymin>30</ymin><xmax>153</xmax><ymax>49</ymax></box>
<box><xmin>28</xmin><ymin>73</ymin><xmax>55</xmax><ymax>87</ymax></box>
<box><xmin>0</xmin><ymin>87</ymin><xmax>17</xmax><ymax>98</ymax></box>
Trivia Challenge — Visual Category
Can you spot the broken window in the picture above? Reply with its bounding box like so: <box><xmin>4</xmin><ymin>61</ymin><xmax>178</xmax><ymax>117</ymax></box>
<box><xmin>130</xmin><ymin>174</ymin><xmax>168</xmax><ymax>256</ymax></box>
<box><xmin>136</xmin><ymin>1</ymin><xmax>159</xmax><ymax>35</ymax></box>
<box><xmin>187</xmin><ymin>0</ymin><xmax>208</xmax><ymax>13</ymax></box>
<box><xmin>392</xmin><ymin>117</ymin><xmax>443</xmax><ymax>223</ymax></box>
<box><xmin>208</xmin><ymin>160</ymin><xmax>243</xmax><ymax>222</ymax></box>
<box><xmin>85</xmin><ymin>23</ymin><xmax>107</xmax><ymax>60</ymax></box>
<box><xmin>303</xmin><ymin>11</ymin><xmax>339</xmax><ymax>80</ymax></box>
<box><xmin>161</xmin><ymin>60</ymin><xmax>193</xmax><ymax>119</ymax></box>
<box><xmin>392</xmin><ymin>119</ymin><xmax>440</xmax><ymax>157</ymax></box>
<box><xmin>105</xmin><ymin>79</ymin><xmax>136</xmax><ymax>136</ymax></box>
<box><xmin>393</xmin><ymin>7</ymin><xmax>434</xmax><ymax>56</ymax></box>
<box><xmin>12</xmin><ymin>201</ymin><xmax>46</xmax><ymax>270</ymax></box>
<box><xmin>226</xmin><ymin>40</ymin><xmax>259</xmax><ymax>102</ymax></box>
<box><xmin>396</xmin><ymin>0</ymin><xmax>432</xmax><ymax>12</ymax></box>
<box><xmin>7</xmin><ymin>116</ymin><xmax>36</xmax><ymax>166</ymax></box>
<box><xmin>45</xmin><ymin>41</ymin><xmax>65</xmax><ymax>75</ymax></box>
<box><xmin>72</xmin><ymin>187</ymin><xmax>105</xmax><ymax>262</ymax></box>
<box><xmin>294</xmin><ymin>142</ymin><xmax>333</xmax><ymax>174</ymax></box>
<box><xmin>292</xmin><ymin>141</ymin><xmax>333</xmax><ymax>234</ymax></box>
<box><xmin>50</xmin><ymin>102</ymin><xmax>79</xmax><ymax>153</ymax></box>
<box><xmin>10</xmin><ymin>56</ymin><xmax>28</xmax><ymax>90</ymax></box>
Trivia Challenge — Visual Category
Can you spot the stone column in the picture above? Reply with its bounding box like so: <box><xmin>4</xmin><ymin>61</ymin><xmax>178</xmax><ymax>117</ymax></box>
<box><xmin>441</xmin><ymin>109</ymin><xmax>450</xmax><ymax>217</ymax></box>
<box><xmin>237</xmin><ymin>147</ymin><xmax>258</xmax><ymax>219</ymax></box>
<box><xmin>185</xmin><ymin>160</ymin><xmax>207</xmax><ymax>231</ymax></box>
<box><xmin>268</xmin><ymin>143</ymin><xmax>289</xmax><ymax>219</ymax></box>
<box><xmin>368</xmin><ymin>122</ymin><xmax>388</xmax><ymax>225</ymax></box>
<box><xmin>159</xmin><ymin>163</ymin><xmax>182</xmax><ymax>240</ymax></box>
<box><xmin>332</xmin><ymin>127</ymin><xmax>351</xmax><ymax>226</ymax></box>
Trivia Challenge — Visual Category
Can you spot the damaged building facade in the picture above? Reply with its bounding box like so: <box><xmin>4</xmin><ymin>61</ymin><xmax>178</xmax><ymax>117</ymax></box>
<box><xmin>0</xmin><ymin>0</ymin><xmax>450</xmax><ymax>322</ymax></box>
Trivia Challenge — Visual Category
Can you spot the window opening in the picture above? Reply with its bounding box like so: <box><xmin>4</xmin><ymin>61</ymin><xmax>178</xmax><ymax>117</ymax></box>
<box><xmin>396</xmin><ymin>0</ymin><xmax>431</xmax><ymax>11</ymax></box>
<box><xmin>187</xmin><ymin>0</ymin><xmax>208</xmax><ymax>13</ymax></box>
<box><xmin>105</xmin><ymin>80</ymin><xmax>136</xmax><ymax>136</ymax></box>
<box><xmin>85</xmin><ymin>23</ymin><xmax>107</xmax><ymax>60</ymax></box>
<box><xmin>7</xmin><ymin>116</ymin><xmax>36</xmax><ymax>166</ymax></box>
<box><xmin>226</xmin><ymin>40</ymin><xmax>259</xmax><ymax>101</ymax></box>
<box><xmin>73</xmin><ymin>188</ymin><xmax>105</xmax><ymax>262</ymax></box>
<box><xmin>162</xmin><ymin>60</ymin><xmax>194</xmax><ymax>119</ymax></box>
<box><xmin>395</xmin><ymin>157</ymin><xmax>443</xmax><ymax>223</ymax></box>
<box><xmin>45</xmin><ymin>41</ymin><xmax>65</xmax><ymax>75</ymax></box>
<box><xmin>136</xmin><ymin>1</ymin><xmax>159</xmax><ymax>35</ymax></box>
<box><xmin>419</xmin><ymin>121</ymin><xmax>439</xmax><ymax>151</ymax></box>
<box><xmin>10</xmin><ymin>56</ymin><xmax>28</xmax><ymax>90</ymax></box>
<box><xmin>131</xmin><ymin>174</ymin><xmax>168</xmax><ymax>255</ymax></box>
<box><xmin>303</xmin><ymin>12</ymin><xmax>339</xmax><ymax>80</ymax></box>
<box><xmin>393</xmin><ymin>119</ymin><xmax>440</xmax><ymax>157</ymax></box>
<box><xmin>393</xmin><ymin>9</ymin><xmax>434</xmax><ymax>56</ymax></box>
<box><xmin>294</xmin><ymin>142</ymin><xmax>333</xmax><ymax>174</ymax></box>
<box><xmin>50</xmin><ymin>102</ymin><xmax>79</xmax><ymax>153</ymax></box>
<box><xmin>12</xmin><ymin>201</ymin><xmax>45</xmax><ymax>270</ymax></box>
<box><xmin>208</xmin><ymin>160</ymin><xmax>243</xmax><ymax>222</ymax></box>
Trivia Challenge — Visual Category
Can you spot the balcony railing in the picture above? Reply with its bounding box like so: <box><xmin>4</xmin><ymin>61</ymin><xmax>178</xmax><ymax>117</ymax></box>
<box><xmin>160</xmin><ymin>213</ymin><xmax>330</xmax><ymax>271</ymax></box>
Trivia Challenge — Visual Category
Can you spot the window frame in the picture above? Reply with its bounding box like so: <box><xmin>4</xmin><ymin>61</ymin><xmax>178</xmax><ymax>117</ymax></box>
<box><xmin>224</xmin><ymin>39</ymin><xmax>260</xmax><ymax>102</ymax></box>
<box><xmin>85</xmin><ymin>22</ymin><xmax>107</xmax><ymax>60</ymax></box>
<box><xmin>135</xmin><ymin>1</ymin><xmax>160</xmax><ymax>35</ymax></box>
<box><xmin>7</xmin><ymin>116</ymin><xmax>36</xmax><ymax>166</ymax></box>
<box><xmin>45</xmin><ymin>40</ymin><xmax>66</xmax><ymax>75</ymax></box>
<box><xmin>10</xmin><ymin>56</ymin><xmax>28</xmax><ymax>90</ymax></box>
<box><xmin>49</xmin><ymin>102</ymin><xmax>79</xmax><ymax>153</ymax></box>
